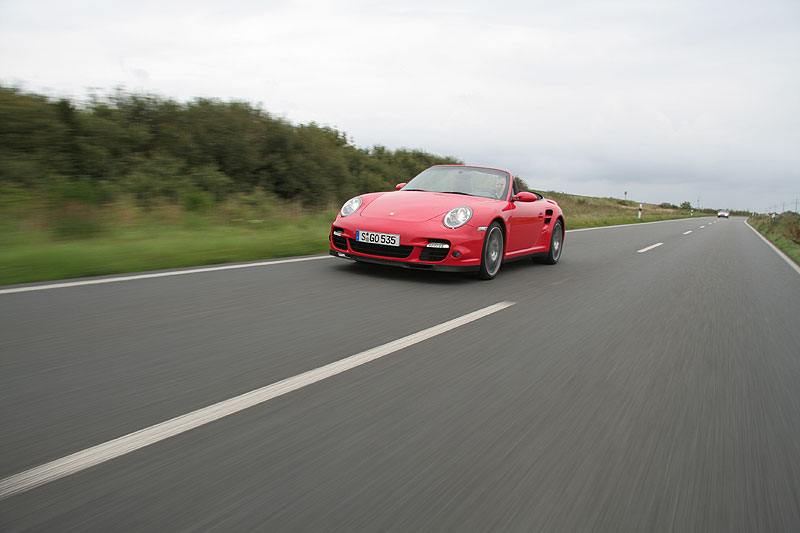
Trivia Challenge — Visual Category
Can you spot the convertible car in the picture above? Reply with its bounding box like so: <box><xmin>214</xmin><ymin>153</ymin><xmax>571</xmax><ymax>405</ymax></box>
<box><xmin>329</xmin><ymin>165</ymin><xmax>564</xmax><ymax>279</ymax></box>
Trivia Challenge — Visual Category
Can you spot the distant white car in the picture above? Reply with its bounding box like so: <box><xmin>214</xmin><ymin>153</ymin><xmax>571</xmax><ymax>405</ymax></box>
<box><xmin>717</xmin><ymin>211</ymin><xmax>730</xmax><ymax>218</ymax></box>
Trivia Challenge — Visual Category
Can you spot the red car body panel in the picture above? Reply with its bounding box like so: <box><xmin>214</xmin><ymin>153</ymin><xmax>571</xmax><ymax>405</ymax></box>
<box><xmin>329</xmin><ymin>165</ymin><xmax>564</xmax><ymax>273</ymax></box>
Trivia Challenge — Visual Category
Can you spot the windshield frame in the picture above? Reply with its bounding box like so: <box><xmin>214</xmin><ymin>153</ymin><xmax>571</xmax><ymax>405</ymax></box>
<box><xmin>401</xmin><ymin>165</ymin><xmax>512</xmax><ymax>201</ymax></box>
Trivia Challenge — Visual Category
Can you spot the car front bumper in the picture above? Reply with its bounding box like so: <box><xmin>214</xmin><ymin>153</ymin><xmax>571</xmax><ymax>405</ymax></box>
<box><xmin>328</xmin><ymin>249</ymin><xmax>480</xmax><ymax>272</ymax></box>
<box><xmin>329</xmin><ymin>218</ymin><xmax>487</xmax><ymax>270</ymax></box>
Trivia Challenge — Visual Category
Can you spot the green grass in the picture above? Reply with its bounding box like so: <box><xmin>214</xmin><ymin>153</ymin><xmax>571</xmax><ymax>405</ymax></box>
<box><xmin>544</xmin><ymin>191</ymin><xmax>697</xmax><ymax>229</ymax></box>
<box><xmin>0</xmin><ymin>192</ymin><xmax>700</xmax><ymax>286</ymax></box>
<box><xmin>0</xmin><ymin>225</ymin><xmax>332</xmax><ymax>285</ymax></box>
<box><xmin>0</xmin><ymin>199</ymin><xmax>336</xmax><ymax>285</ymax></box>
<box><xmin>747</xmin><ymin>213</ymin><xmax>800</xmax><ymax>265</ymax></box>
<box><xmin>565</xmin><ymin>214</ymin><xmax>691</xmax><ymax>229</ymax></box>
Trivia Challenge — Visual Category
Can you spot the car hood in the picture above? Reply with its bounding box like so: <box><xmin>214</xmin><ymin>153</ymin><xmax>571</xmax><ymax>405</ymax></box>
<box><xmin>359</xmin><ymin>191</ymin><xmax>498</xmax><ymax>222</ymax></box>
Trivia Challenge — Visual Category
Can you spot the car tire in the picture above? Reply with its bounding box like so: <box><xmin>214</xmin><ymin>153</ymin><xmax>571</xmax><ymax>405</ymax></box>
<box><xmin>539</xmin><ymin>220</ymin><xmax>564</xmax><ymax>265</ymax></box>
<box><xmin>478</xmin><ymin>222</ymin><xmax>504</xmax><ymax>280</ymax></box>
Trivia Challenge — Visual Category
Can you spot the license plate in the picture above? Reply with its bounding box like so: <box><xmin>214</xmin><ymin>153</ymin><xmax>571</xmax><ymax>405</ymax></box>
<box><xmin>356</xmin><ymin>230</ymin><xmax>400</xmax><ymax>246</ymax></box>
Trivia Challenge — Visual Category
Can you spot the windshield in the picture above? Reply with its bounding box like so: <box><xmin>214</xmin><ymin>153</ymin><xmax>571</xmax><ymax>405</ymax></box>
<box><xmin>402</xmin><ymin>166</ymin><xmax>511</xmax><ymax>200</ymax></box>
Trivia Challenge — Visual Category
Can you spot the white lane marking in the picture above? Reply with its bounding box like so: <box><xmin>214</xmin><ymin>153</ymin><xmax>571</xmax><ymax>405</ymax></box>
<box><xmin>567</xmin><ymin>217</ymin><xmax>700</xmax><ymax>233</ymax></box>
<box><xmin>683</xmin><ymin>230</ymin><xmax>693</xmax><ymax>235</ymax></box>
<box><xmin>744</xmin><ymin>220</ymin><xmax>800</xmax><ymax>275</ymax></box>
<box><xmin>637</xmin><ymin>243</ymin><xmax>664</xmax><ymax>253</ymax></box>
<box><xmin>0</xmin><ymin>301</ymin><xmax>516</xmax><ymax>500</ymax></box>
<box><xmin>700</xmin><ymin>225</ymin><xmax>705</xmax><ymax>228</ymax></box>
<box><xmin>0</xmin><ymin>256</ymin><xmax>332</xmax><ymax>295</ymax></box>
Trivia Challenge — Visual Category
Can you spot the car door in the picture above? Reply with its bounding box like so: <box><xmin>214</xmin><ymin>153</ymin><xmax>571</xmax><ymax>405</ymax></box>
<box><xmin>506</xmin><ymin>196</ymin><xmax>545</xmax><ymax>255</ymax></box>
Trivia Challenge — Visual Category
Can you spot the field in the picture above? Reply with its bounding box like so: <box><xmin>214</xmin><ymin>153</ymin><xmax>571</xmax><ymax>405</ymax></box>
<box><xmin>0</xmin><ymin>191</ymin><xmax>697</xmax><ymax>286</ymax></box>
<box><xmin>543</xmin><ymin>192</ymin><xmax>698</xmax><ymax>229</ymax></box>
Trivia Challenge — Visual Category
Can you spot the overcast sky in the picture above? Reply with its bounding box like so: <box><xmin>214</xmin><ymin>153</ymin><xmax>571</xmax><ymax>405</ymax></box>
<box><xmin>2</xmin><ymin>0</ymin><xmax>798</xmax><ymax>211</ymax></box>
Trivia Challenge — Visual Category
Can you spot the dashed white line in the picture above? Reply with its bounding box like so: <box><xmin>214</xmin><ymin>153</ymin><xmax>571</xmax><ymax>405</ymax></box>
<box><xmin>700</xmin><ymin>225</ymin><xmax>706</xmax><ymax>228</ymax></box>
<box><xmin>637</xmin><ymin>243</ymin><xmax>664</xmax><ymax>253</ymax></box>
<box><xmin>683</xmin><ymin>230</ymin><xmax>693</xmax><ymax>235</ymax></box>
<box><xmin>0</xmin><ymin>256</ymin><xmax>333</xmax><ymax>295</ymax></box>
<box><xmin>0</xmin><ymin>300</ymin><xmax>516</xmax><ymax>500</ymax></box>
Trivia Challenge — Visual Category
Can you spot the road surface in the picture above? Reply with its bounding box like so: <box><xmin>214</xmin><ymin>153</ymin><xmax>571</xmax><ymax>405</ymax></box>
<box><xmin>1</xmin><ymin>217</ymin><xmax>799</xmax><ymax>531</ymax></box>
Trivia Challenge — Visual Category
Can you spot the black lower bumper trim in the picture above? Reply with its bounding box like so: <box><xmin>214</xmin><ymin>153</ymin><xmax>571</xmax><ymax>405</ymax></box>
<box><xmin>329</xmin><ymin>249</ymin><xmax>478</xmax><ymax>272</ymax></box>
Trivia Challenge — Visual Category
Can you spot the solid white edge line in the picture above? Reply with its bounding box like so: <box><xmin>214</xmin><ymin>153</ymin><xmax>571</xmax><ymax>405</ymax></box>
<box><xmin>0</xmin><ymin>256</ymin><xmax>332</xmax><ymax>295</ymax></box>
<box><xmin>637</xmin><ymin>243</ymin><xmax>664</xmax><ymax>253</ymax></box>
<box><xmin>744</xmin><ymin>220</ymin><xmax>800</xmax><ymax>276</ymax></box>
<box><xmin>0</xmin><ymin>300</ymin><xmax>516</xmax><ymax>500</ymax></box>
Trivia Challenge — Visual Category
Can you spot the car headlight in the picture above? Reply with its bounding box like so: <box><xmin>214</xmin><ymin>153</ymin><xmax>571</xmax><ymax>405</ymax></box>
<box><xmin>340</xmin><ymin>197</ymin><xmax>363</xmax><ymax>217</ymax></box>
<box><xmin>443</xmin><ymin>206</ymin><xmax>473</xmax><ymax>229</ymax></box>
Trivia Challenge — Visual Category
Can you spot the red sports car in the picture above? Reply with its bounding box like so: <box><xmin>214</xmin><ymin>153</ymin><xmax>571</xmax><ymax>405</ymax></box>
<box><xmin>329</xmin><ymin>165</ymin><xmax>565</xmax><ymax>279</ymax></box>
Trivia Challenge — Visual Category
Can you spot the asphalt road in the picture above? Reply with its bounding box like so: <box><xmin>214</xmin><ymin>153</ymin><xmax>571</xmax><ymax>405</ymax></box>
<box><xmin>1</xmin><ymin>217</ymin><xmax>799</xmax><ymax>531</ymax></box>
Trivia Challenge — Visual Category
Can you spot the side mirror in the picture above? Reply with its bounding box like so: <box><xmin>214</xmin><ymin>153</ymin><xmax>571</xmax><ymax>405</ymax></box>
<box><xmin>396</xmin><ymin>182</ymin><xmax>407</xmax><ymax>190</ymax></box>
<box><xmin>512</xmin><ymin>191</ymin><xmax>537</xmax><ymax>202</ymax></box>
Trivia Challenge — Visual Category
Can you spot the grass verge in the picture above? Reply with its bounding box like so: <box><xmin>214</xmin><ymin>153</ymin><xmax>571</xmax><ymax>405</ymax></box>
<box><xmin>747</xmin><ymin>213</ymin><xmax>800</xmax><ymax>265</ymax></box>
<box><xmin>1</xmin><ymin>193</ymin><xmax>697</xmax><ymax>286</ymax></box>
<box><xmin>0</xmin><ymin>199</ymin><xmax>336</xmax><ymax>285</ymax></box>
<box><xmin>0</xmin><ymin>225</ymin><xmax>332</xmax><ymax>286</ymax></box>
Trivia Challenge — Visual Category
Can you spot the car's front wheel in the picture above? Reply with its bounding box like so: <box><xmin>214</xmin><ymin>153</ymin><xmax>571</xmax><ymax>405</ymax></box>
<box><xmin>540</xmin><ymin>220</ymin><xmax>564</xmax><ymax>265</ymax></box>
<box><xmin>478</xmin><ymin>222</ymin><xmax>504</xmax><ymax>280</ymax></box>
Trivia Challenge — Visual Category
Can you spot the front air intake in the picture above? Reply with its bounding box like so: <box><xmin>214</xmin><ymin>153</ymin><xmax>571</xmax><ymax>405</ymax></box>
<box><xmin>331</xmin><ymin>227</ymin><xmax>347</xmax><ymax>250</ymax></box>
<box><xmin>349</xmin><ymin>239</ymin><xmax>413</xmax><ymax>258</ymax></box>
<box><xmin>419</xmin><ymin>240</ymin><xmax>451</xmax><ymax>261</ymax></box>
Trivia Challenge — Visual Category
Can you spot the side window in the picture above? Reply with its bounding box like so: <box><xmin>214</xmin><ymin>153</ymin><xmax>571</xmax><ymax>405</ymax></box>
<box><xmin>512</xmin><ymin>177</ymin><xmax>520</xmax><ymax>195</ymax></box>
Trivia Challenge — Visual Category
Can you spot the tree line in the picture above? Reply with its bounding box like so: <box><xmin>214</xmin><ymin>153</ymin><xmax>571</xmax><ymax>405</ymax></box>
<box><xmin>0</xmin><ymin>86</ymin><xmax>461</xmax><ymax>208</ymax></box>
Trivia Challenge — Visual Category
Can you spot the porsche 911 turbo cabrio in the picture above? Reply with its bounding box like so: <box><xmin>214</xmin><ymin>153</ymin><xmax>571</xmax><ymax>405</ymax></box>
<box><xmin>329</xmin><ymin>165</ymin><xmax>565</xmax><ymax>279</ymax></box>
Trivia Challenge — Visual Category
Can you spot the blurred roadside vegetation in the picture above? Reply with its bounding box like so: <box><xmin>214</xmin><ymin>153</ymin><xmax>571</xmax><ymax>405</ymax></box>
<box><xmin>747</xmin><ymin>212</ymin><xmax>800</xmax><ymax>265</ymax></box>
<box><xmin>542</xmin><ymin>191</ymin><xmax>703</xmax><ymax>229</ymax></box>
<box><xmin>1</xmin><ymin>86</ymin><xmax>708</xmax><ymax>285</ymax></box>
<box><xmin>0</xmin><ymin>85</ymin><xmax>459</xmax><ymax>207</ymax></box>
<box><xmin>0</xmin><ymin>86</ymin><xmax>459</xmax><ymax>284</ymax></box>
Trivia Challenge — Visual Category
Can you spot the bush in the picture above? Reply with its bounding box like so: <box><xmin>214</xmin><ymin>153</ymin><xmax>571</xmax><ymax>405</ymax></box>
<box><xmin>0</xmin><ymin>183</ymin><xmax>35</xmax><ymax>207</ymax></box>
<box><xmin>125</xmin><ymin>154</ymin><xmax>188</xmax><ymax>206</ymax></box>
<box><xmin>49</xmin><ymin>204</ymin><xmax>105</xmax><ymax>239</ymax></box>
<box><xmin>182</xmin><ymin>189</ymin><xmax>215</xmax><ymax>212</ymax></box>
<box><xmin>218</xmin><ymin>189</ymin><xmax>278</xmax><ymax>222</ymax></box>
<box><xmin>49</xmin><ymin>177</ymin><xmax>106</xmax><ymax>206</ymax></box>
<box><xmin>188</xmin><ymin>165</ymin><xmax>232</xmax><ymax>201</ymax></box>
